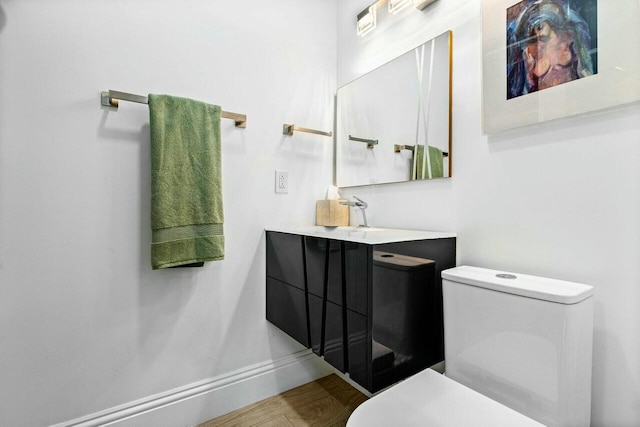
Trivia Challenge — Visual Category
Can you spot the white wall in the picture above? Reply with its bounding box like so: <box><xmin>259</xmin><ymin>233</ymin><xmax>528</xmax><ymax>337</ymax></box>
<box><xmin>0</xmin><ymin>1</ymin><xmax>335</xmax><ymax>426</ymax></box>
<box><xmin>338</xmin><ymin>1</ymin><xmax>640</xmax><ymax>426</ymax></box>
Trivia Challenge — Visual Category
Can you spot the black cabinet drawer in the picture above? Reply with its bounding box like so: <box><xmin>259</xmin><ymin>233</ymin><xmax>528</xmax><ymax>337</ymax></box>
<box><xmin>309</xmin><ymin>293</ymin><xmax>346</xmax><ymax>373</ymax></box>
<box><xmin>323</xmin><ymin>300</ymin><xmax>346</xmax><ymax>372</ymax></box>
<box><xmin>309</xmin><ymin>293</ymin><xmax>323</xmax><ymax>356</ymax></box>
<box><xmin>344</xmin><ymin>242</ymin><xmax>370</xmax><ymax>316</ymax></box>
<box><xmin>347</xmin><ymin>309</ymin><xmax>369</xmax><ymax>389</ymax></box>
<box><xmin>266</xmin><ymin>232</ymin><xmax>305</xmax><ymax>290</ymax></box>
<box><xmin>304</xmin><ymin>237</ymin><xmax>343</xmax><ymax>305</ymax></box>
<box><xmin>266</xmin><ymin>277</ymin><xmax>308</xmax><ymax>347</ymax></box>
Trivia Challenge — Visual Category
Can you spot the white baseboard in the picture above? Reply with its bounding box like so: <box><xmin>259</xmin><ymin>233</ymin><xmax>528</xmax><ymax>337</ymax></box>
<box><xmin>53</xmin><ymin>350</ymin><xmax>333</xmax><ymax>427</ymax></box>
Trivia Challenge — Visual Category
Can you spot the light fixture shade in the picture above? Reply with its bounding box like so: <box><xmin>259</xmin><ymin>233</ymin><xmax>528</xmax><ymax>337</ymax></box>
<box><xmin>356</xmin><ymin>5</ymin><xmax>376</xmax><ymax>36</ymax></box>
<box><xmin>414</xmin><ymin>0</ymin><xmax>437</xmax><ymax>10</ymax></box>
<box><xmin>388</xmin><ymin>0</ymin><xmax>411</xmax><ymax>14</ymax></box>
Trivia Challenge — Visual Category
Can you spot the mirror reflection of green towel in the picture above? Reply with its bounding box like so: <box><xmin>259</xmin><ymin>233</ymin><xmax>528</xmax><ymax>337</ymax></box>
<box><xmin>412</xmin><ymin>145</ymin><xmax>444</xmax><ymax>180</ymax></box>
<box><xmin>148</xmin><ymin>94</ymin><xmax>224</xmax><ymax>269</ymax></box>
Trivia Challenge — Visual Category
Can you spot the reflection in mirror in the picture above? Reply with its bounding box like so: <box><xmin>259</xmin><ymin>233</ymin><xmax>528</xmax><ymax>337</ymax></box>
<box><xmin>336</xmin><ymin>30</ymin><xmax>452</xmax><ymax>187</ymax></box>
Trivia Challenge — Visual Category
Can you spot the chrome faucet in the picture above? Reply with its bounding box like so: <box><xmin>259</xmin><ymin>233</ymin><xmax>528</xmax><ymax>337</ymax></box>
<box><xmin>340</xmin><ymin>196</ymin><xmax>369</xmax><ymax>228</ymax></box>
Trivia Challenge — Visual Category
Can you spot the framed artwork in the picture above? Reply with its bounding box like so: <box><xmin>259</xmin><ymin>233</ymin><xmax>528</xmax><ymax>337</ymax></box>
<box><xmin>482</xmin><ymin>0</ymin><xmax>640</xmax><ymax>134</ymax></box>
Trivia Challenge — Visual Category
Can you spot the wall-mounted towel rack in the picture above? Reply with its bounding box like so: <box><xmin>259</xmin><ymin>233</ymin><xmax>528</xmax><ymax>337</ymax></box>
<box><xmin>282</xmin><ymin>124</ymin><xmax>332</xmax><ymax>137</ymax></box>
<box><xmin>101</xmin><ymin>90</ymin><xmax>247</xmax><ymax>128</ymax></box>
<box><xmin>394</xmin><ymin>144</ymin><xmax>448</xmax><ymax>157</ymax></box>
<box><xmin>394</xmin><ymin>144</ymin><xmax>415</xmax><ymax>153</ymax></box>
<box><xmin>349</xmin><ymin>135</ymin><xmax>378</xmax><ymax>149</ymax></box>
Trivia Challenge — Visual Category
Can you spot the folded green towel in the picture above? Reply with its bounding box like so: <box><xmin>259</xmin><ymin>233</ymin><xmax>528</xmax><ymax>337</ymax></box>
<box><xmin>148</xmin><ymin>94</ymin><xmax>224</xmax><ymax>269</ymax></box>
<box><xmin>412</xmin><ymin>145</ymin><xmax>444</xmax><ymax>180</ymax></box>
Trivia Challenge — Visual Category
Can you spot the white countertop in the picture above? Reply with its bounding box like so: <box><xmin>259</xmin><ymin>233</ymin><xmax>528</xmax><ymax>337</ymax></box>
<box><xmin>265</xmin><ymin>225</ymin><xmax>456</xmax><ymax>245</ymax></box>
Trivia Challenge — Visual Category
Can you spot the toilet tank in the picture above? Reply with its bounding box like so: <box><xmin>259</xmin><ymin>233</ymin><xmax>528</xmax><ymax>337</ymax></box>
<box><xmin>442</xmin><ymin>266</ymin><xmax>594</xmax><ymax>427</ymax></box>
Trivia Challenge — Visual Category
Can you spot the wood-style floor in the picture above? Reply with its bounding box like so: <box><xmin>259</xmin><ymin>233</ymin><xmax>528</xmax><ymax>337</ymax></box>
<box><xmin>198</xmin><ymin>374</ymin><xmax>368</xmax><ymax>427</ymax></box>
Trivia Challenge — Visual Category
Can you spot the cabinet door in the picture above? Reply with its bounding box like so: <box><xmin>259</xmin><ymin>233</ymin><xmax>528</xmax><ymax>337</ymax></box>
<box><xmin>266</xmin><ymin>232</ymin><xmax>305</xmax><ymax>290</ymax></box>
<box><xmin>304</xmin><ymin>236</ymin><xmax>326</xmax><ymax>298</ymax></box>
<box><xmin>304</xmin><ymin>237</ymin><xmax>343</xmax><ymax>305</ymax></box>
<box><xmin>347</xmin><ymin>309</ymin><xmax>370</xmax><ymax>390</ymax></box>
<box><xmin>324</xmin><ymin>300</ymin><xmax>346</xmax><ymax>372</ymax></box>
<box><xmin>309</xmin><ymin>291</ymin><xmax>346</xmax><ymax>372</ymax></box>
<box><xmin>375</xmin><ymin>238</ymin><xmax>456</xmax><ymax>365</ymax></box>
<box><xmin>308</xmin><ymin>293</ymin><xmax>323</xmax><ymax>356</ymax></box>
<box><xmin>266</xmin><ymin>277</ymin><xmax>309</xmax><ymax>347</ymax></box>
<box><xmin>345</xmin><ymin>242</ymin><xmax>370</xmax><ymax>316</ymax></box>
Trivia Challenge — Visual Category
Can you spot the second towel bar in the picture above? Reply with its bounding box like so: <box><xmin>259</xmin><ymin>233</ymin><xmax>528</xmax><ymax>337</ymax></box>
<box><xmin>350</xmin><ymin>135</ymin><xmax>378</xmax><ymax>149</ymax></box>
<box><xmin>283</xmin><ymin>124</ymin><xmax>332</xmax><ymax>137</ymax></box>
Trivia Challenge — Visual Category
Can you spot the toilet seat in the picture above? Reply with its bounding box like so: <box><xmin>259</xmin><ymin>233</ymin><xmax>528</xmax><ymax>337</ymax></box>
<box><xmin>347</xmin><ymin>369</ymin><xmax>544</xmax><ymax>426</ymax></box>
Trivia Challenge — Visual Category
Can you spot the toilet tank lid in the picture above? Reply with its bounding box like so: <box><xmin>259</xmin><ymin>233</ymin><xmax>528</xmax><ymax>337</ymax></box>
<box><xmin>441</xmin><ymin>266</ymin><xmax>594</xmax><ymax>304</ymax></box>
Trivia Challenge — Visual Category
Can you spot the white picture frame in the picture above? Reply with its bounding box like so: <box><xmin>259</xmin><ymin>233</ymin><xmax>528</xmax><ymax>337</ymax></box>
<box><xmin>482</xmin><ymin>0</ymin><xmax>640</xmax><ymax>134</ymax></box>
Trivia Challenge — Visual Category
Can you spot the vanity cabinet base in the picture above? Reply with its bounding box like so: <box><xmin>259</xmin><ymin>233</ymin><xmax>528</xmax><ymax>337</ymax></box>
<box><xmin>266</xmin><ymin>231</ymin><xmax>456</xmax><ymax>393</ymax></box>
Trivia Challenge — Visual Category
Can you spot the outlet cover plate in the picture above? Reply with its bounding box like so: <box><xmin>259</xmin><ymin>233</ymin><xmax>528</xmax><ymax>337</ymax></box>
<box><xmin>275</xmin><ymin>170</ymin><xmax>288</xmax><ymax>194</ymax></box>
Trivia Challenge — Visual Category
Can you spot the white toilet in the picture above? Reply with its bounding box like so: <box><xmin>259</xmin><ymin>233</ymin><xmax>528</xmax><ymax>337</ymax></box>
<box><xmin>347</xmin><ymin>265</ymin><xmax>594</xmax><ymax>426</ymax></box>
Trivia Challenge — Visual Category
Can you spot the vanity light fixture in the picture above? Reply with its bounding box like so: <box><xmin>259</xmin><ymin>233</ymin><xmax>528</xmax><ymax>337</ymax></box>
<box><xmin>388</xmin><ymin>0</ymin><xmax>411</xmax><ymax>14</ymax></box>
<box><xmin>356</xmin><ymin>4</ymin><xmax>377</xmax><ymax>36</ymax></box>
<box><xmin>357</xmin><ymin>0</ymin><xmax>438</xmax><ymax>36</ymax></box>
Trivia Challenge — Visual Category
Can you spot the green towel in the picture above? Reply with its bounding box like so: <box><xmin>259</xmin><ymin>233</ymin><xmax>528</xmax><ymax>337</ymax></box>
<box><xmin>148</xmin><ymin>94</ymin><xmax>224</xmax><ymax>269</ymax></box>
<box><xmin>412</xmin><ymin>145</ymin><xmax>444</xmax><ymax>180</ymax></box>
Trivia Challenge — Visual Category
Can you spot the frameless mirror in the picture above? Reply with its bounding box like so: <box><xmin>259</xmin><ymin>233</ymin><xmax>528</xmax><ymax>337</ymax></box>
<box><xmin>336</xmin><ymin>30</ymin><xmax>452</xmax><ymax>187</ymax></box>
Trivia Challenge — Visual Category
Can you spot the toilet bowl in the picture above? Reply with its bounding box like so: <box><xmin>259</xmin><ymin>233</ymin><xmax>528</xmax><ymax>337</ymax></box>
<box><xmin>347</xmin><ymin>368</ymin><xmax>543</xmax><ymax>426</ymax></box>
<box><xmin>347</xmin><ymin>265</ymin><xmax>594</xmax><ymax>427</ymax></box>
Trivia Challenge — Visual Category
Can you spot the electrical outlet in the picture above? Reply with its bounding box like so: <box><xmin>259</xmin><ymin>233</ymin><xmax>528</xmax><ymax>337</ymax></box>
<box><xmin>275</xmin><ymin>170</ymin><xmax>288</xmax><ymax>194</ymax></box>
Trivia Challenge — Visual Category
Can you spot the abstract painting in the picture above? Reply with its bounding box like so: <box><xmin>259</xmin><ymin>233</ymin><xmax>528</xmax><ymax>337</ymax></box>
<box><xmin>506</xmin><ymin>0</ymin><xmax>598</xmax><ymax>99</ymax></box>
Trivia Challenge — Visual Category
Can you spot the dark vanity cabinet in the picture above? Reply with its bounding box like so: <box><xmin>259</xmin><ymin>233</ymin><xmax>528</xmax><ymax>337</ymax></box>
<box><xmin>266</xmin><ymin>230</ymin><xmax>456</xmax><ymax>393</ymax></box>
